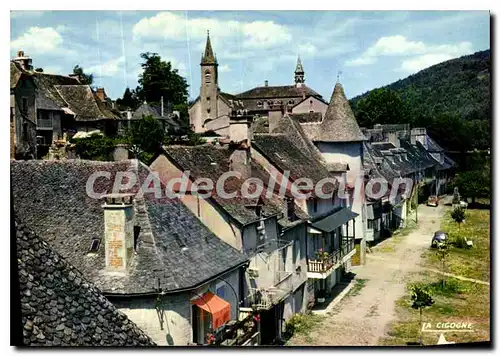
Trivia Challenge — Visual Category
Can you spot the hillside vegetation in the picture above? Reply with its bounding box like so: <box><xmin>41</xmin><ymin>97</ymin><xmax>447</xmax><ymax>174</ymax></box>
<box><xmin>350</xmin><ymin>50</ymin><xmax>491</xmax><ymax>152</ymax></box>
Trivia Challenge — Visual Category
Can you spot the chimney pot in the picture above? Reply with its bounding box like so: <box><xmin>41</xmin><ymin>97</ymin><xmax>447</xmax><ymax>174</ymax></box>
<box><xmin>265</xmin><ymin>80</ymin><xmax>268</xmax><ymax>87</ymax></box>
<box><xmin>17</xmin><ymin>50</ymin><xmax>24</xmax><ymax>57</ymax></box>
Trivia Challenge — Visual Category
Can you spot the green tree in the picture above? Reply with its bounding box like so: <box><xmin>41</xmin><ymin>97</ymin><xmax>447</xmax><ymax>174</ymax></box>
<box><xmin>71</xmin><ymin>133</ymin><xmax>116</xmax><ymax>161</ymax></box>
<box><xmin>451</xmin><ymin>207</ymin><xmax>466</xmax><ymax>230</ymax></box>
<box><xmin>436</xmin><ymin>242</ymin><xmax>450</xmax><ymax>288</ymax></box>
<box><xmin>352</xmin><ymin>88</ymin><xmax>410</xmax><ymax>128</ymax></box>
<box><xmin>116</xmin><ymin>87</ymin><xmax>140</xmax><ymax>110</ymax></box>
<box><xmin>35</xmin><ymin>67</ymin><xmax>43</xmax><ymax>72</ymax></box>
<box><xmin>454</xmin><ymin>170</ymin><xmax>490</xmax><ymax>204</ymax></box>
<box><xmin>124</xmin><ymin>115</ymin><xmax>165</xmax><ymax>163</ymax></box>
<box><xmin>72</xmin><ymin>65</ymin><xmax>94</xmax><ymax>85</ymax></box>
<box><xmin>409</xmin><ymin>284</ymin><xmax>434</xmax><ymax>345</ymax></box>
<box><xmin>135</xmin><ymin>52</ymin><xmax>189</xmax><ymax>107</ymax></box>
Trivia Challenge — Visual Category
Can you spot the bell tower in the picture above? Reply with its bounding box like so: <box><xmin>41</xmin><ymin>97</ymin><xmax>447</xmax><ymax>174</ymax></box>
<box><xmin>200</xmin><ymin>30</ymin><xmax>219</xmax><ymax>125</ymax></box>
<box><xmin>294</xmin><ymin>55</ymin><xmax>305</xmax><ymax>87</ymax></box>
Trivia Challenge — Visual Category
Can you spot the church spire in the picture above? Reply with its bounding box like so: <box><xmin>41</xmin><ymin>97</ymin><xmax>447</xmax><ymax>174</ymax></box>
<box><xmin>294</xmin><ymin>54</ymin><xmax>305</xmax><ymax>86</ymax></box>
<box><xmin>201</xmin><ymin>30</ymin><xmax>217</xmax><ymax>65</ymax></box>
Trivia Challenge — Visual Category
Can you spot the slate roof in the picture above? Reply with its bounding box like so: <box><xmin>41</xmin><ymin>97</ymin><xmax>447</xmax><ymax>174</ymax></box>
<box><xmin>11</xmin><ymin>159</ymin><xmax>248</xmax><ymax>295</ymax></box>
<box><xmin>289</xmin><ymin>112</ymin><xmax>322</xmax><ymax>123</ymax></box>
<box><xmin>235</xmin><ymin>84</ymin><xmax>323</xmax><ymax>100</ymax></box>
<box><xmin>15</xmin><ymin>217</ymin><xmax>155</xmax><ymax>347</ymax></box>
<box><xmin>161</xmin><ymin>144</ymin><xmax>284</xmax><ymax>226</ymax></box>
<box><xmin>10</xmin><ymin>62</ymin><xmax>24</xmax><ymax>89</ymax></box>
<box><xmin>252</xmin><ymin>134</ymin><xmax>338</xmax><ymax>195</ymax></box>
<box><xmin>400</xmin><ymin>140</ymin><xmax>437</xmax><ymax>170</ymax></box>
<box><xmin>53</xmin><ymin>86</ymin><xmax>116</xmax><ymax>121</ymax></box>
<box><xmin>130</xmin><ymin>102</ymin><xmax>181</xmax><ymax>130</ymax></box>
<box><xmin>300</xmin><ymin>83</ymin><xmax>365</xmax><ymax>142</ymax></box>
<box><xmin>32</xmin><ymin>73</ymin><xmax>80</xmax><ymax>111</ymax></box>
<box><xmin>425</xmin><ymin>136</ymin><xmax>445</xmax><ymax>153</ymax></box>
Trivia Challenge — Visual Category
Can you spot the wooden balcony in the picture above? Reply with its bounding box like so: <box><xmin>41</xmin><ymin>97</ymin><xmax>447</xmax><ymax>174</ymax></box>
<box><xmin>307</xmin><ymin>239</ymin><xmax>355</xmax><ymax>277</ymax></box>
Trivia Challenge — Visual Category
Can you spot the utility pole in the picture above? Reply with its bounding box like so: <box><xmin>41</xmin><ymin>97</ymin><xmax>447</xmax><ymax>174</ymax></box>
<box><xmin>416</xmin><ymin>162</ymin><xmax>420</xmax><ymax>224</ymax></box>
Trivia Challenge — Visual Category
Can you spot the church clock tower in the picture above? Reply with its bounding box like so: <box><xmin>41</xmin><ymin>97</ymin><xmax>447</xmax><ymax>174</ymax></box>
<box><xmin>200</xmin><ymin>31</ymin><xmax>219</xmax><ymax>123</ymax></box>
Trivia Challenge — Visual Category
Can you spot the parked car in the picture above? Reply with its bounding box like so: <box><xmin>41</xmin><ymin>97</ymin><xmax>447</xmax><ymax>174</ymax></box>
<box><xmin>427</xmin><ymin>195</ymin><xmax>439</xmax><ymax>207</ymax></box>
<box><xmin>431</xmin><ymin>230</ymin><xmax>448</xmax><ymax>248</ymax></box>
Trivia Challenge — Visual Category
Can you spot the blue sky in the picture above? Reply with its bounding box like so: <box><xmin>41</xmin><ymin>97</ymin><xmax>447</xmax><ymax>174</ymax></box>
<box><xmin>10</xmin><ymin>10</ymin><xmax>490</xmax><ymax>101</ymax></box>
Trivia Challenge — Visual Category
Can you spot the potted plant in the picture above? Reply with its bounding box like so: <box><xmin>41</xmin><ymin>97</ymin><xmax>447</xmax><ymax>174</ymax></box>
<box><xmin>316</xmin><ymin>289</ymin><xmax>326</xmax><ymax>303</ymax></box>
<box><xmin>315</xmin><ymin>248</ymin><xmax>329</xmax><ymax>262</ymax></box>
<box><xmin>206</xmin><ymin>333</ymin><xmax>216</xmax><ymax>346</ymax></box>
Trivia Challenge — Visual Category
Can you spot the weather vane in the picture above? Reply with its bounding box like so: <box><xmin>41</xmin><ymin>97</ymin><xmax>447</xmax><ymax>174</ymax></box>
<box><xmin>337</xmin><ymin>71</ymin><xmax>343</xmax><ymax>83</ymax></box>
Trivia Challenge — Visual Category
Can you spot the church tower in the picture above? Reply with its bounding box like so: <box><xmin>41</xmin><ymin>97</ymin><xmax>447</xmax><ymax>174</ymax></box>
<box><xmin>294</xmin><ymin>55</ymin><xmax>305</xmax><ymax>87</ymax></box>
<box><xmin>200</xmin><ymin>31</ymin><xmax>218</xmax><ymax>122</ymax></box>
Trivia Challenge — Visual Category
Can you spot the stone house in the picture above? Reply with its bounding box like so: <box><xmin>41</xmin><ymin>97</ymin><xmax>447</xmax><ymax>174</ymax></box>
<box><xmin>11</xmin><ymin>159</ymin><xmax>251</xmax><ymax>346</ymax></box>
<box><xmin>10</xmin><ymin>60</ymin><xmax>37</xmax><ymax>159</ymax></box>
<box><xmin>296</xmin><ymin>81</ymin><xmax>368</xmax><ymax>265</ymax></box>
<box><xmin>251</xmin><ymin>126</ymin><xmax>357</xmax><ymax>307</ymax></box>
<box><xmin>151</xmin><ymin>112</ymin><xmax>315</xmax><ymax>345</ymax></box>
<box><xmin>188</xmin><ymin>33</ymin><xmax>328</xmax><ymax>136</ymax></box>
<box><xmin>120</xmin><ymin>100</ymin><xmax>182</xmax><ymax>136</ymax></box>
<box><xmin>14</xmin><ymin>216</ymin><xmax>155</xmax><ymax>346</ymax></box>
<box><xmin>10</xmin><ymin>51</ymin><xmax>122</xmax><ymax>159</ymax></box>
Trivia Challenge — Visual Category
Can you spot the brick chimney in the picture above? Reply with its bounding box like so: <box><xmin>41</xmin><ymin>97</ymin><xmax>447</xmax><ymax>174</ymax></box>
<box><xmin>228</xmin><ymin>109</ymin><xmax>253</xmax><ymax>179</ymax></box>
<box><xmin>102</xmin><ymin>193</ymin><xmax>135</xmax><ymax>271</ymax></box>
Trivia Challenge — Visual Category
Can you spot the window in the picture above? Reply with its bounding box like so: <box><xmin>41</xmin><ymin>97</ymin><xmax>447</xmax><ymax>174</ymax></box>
<box><xmin>257</xmin><ymin>101</ymin><xmax>263</xmax><ymax>107</ymax></box>
<box><xmin>288</xmin><ymin>99</ymin><xmax>294</xmax><ymax>105</ymax></box>
<box><xmin>313</xmin><ymin>199</ymin><xmax>318</xmax><ymax>213</ymax></box>
<box><xmin>22</xmin><ymin>97</ymin><xmax>28</xmax><ymax>114</ymax></box>
<box><xmin>310</xmin><ymin>100</ymin><xmax>313</xmax><ymax>104</ymax></box>
<box><xmin>286</xmin><ymin>197</ymin><xmax>295</xmax><ymax>221</ymax></box>
<box><xmin>89</xmin><ymin>238</ymin><xmax>100</xmax><ymax>252</ymax></box>
<box><xmin>367</xmin><ymin>220</ymin><xmax>374</xmax><ymax>229</ymax></box>
<box><xmin>205</xmin><ymin>71</ymin><xmax>211</xmax><ymax>84</ymax></box>
<box><xmin>215</xmin><ymin>282</ymin><xmax>226</xmax><ymax>299</ymax></box>
<box><xmin>22</xmin><ymin>123</ymin><xmax>28</xmax><ymax>142</ymax></box>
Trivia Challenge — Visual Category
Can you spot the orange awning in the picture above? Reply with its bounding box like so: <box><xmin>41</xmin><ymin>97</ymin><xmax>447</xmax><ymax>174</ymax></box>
<box><xmin>192</xmin><ymin>292</ymin><xmax>231</xmax><ymax>329</ymax></box>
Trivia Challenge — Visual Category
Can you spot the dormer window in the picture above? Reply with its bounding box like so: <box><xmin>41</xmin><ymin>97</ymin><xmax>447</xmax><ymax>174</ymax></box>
<box><xmin>288</xmin><ymin>99</ymin><xmax>294</xmax><ymax>105</ymax></box>
<box><xmin>257</xmin><ymin>101</ymin><xmax>263</xmax><ymax>107</ymax></box>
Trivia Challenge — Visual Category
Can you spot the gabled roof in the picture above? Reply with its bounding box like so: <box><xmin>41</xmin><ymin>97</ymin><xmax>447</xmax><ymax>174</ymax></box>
<box><xmin>10</xmin><ymin>62</ymin><xmax>24</xmax><ymax>89</ymax></box>
<box><xmin>54</xmin><ymin>86</ymin><xmax>118</xmax><ymax>121</ymax></box>
<box><xmin>160</xmin><ymin>144</ymin><xmax>284</xmax><ymax>226</ymax></box>
<box><xmin>300</xmin><ymin>82</ymin><xmax>365</xmax><ymax>142</ymax></box>
<box><xmin>32</xmin><ymin>73</ymin><xmax>80</xmax><ymax>111</ymax></box>
<box><xmin>252</xmin><ymin>134</ymin><xmax>338</xmax><ymax>195</ymax></box>
<box><xmin>11</xmin><ymin>160</ymin><xmax>247</xmax><ymax>295</ymax></box>
<box><xmin>426</xmin><ymin>136</ymin><xmax>445</xmax><ymax>153</ymax></box>
<box><xmin>235</xmin><ymin>84</ymin><xmax>323</xmax><ymax>100</ymax></box>
<box><xmin>15</xmin><ymin>217</ymin><xmax>155</xmax><ymax>346</ymax></box>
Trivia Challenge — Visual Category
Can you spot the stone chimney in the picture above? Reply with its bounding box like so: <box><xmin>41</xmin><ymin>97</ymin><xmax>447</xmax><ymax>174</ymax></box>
<box><xmin>268</xmin><ymin>105</ymin><xmax>284</xmax><ymax>133</ymax></box>
<box><xmin>13</xmin><ymin>50</ymin><xmax>33</xmax><ymax>71</ymax></box>
<box><xmin>96</xmin><ymin>88</ymin><xmax>106</xmax><ymax>102</ymax></box>
<box><xmin>102</xmin><ymin>193</ymin><xmax>135</xmax><ymax>271</ymax></box>
<box><xmin>410</xmin><ymin>128</ymin><xmax>427</xmax><ymax>147</ymax></box>
<box><xmin>113</xmin><ymin>144</ymin><xmax>129</xmax><ymax>161</ymax></box>
<box><xmin>265</xmin><ymin>80</ymin><xmax>268</xmax><ymax>87</ymax></box>
<box><xmin>229</xmin><ymin>109</ymin><xmax>253</xmax><ymax>179</ymax></box>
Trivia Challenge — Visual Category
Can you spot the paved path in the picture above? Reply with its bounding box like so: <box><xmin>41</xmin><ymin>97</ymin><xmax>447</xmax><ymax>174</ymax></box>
<box><xmin>288</xmin><ymin>198</ymin><xmax>449</xmax><ymax>346</ymax></box>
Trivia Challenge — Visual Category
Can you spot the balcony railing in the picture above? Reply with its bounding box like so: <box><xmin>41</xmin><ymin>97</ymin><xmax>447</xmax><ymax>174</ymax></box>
<box><xmin>307</xmin><ymin>239</ymin><xmax>355</xmax><ymax>273</ymax></box>
<box><xmin>246</xmin><ymin>271</ymin><xmax>293</xmax><ymax>311</ymax></box>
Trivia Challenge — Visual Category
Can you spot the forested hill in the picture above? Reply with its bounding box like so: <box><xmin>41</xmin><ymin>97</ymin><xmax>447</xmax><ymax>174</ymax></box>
<box><xmin>349</xmin><ymin>49</ymin><xmax>490</xmax><ymax>152</ymax></box>
<box><xmin>350</xmin><ymin>49</ymin><xmax>490</xmax><ymax>121</ymax></box>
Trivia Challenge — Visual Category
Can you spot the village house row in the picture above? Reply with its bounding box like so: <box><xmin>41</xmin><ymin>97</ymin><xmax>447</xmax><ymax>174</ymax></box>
<box><xmin>11</xmin><ymin>34</ymin><xmax>456</xmax><ymax>346</ymax></box>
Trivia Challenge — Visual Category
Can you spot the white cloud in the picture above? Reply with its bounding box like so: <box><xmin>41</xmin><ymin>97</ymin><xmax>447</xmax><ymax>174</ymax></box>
<box><xmin>87</xmin><ymin>56</ymin><xmax>125</xmax><ymax>77</ymax></box>
<box><xmin>344</xmin><ymin>35</ymin><xmax>473</xmax><ymax>72</ymax></box>
<box><xmin>219</xmin><ymin>64</ymin><xmax>231</xmax><ymax>73</ymax></box>
<box><xmin>399</xmin><ymin>53</ymin><xmax>455</xmax><ymax>73</ymax></box>
<box><xmin>297</xmin><ymin>43</ymin><xmax>317</xmax><ymax>56</ymax></box>
<box><xmin>11</xmin><ymin>27</ymin><xmax>64</xmax><ymax>54</ymax></box>
<box><xmin>132</xmin><ymin>11</ymin><xmax>291</xmax><ymax>50</ymax></box>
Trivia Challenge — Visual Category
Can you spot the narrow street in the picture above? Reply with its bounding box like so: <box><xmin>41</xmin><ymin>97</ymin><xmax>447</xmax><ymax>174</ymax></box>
<box><xmin>289</xmin><ymin>197</ymin><xmax>450</xmax><ymax>346</ymax></box>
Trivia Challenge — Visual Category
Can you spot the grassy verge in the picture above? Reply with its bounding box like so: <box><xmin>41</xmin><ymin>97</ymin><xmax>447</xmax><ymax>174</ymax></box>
<box><xmin>283</xmin><ymin>313</ymin><xmax>325</xmax><ymax>345</ymax></box>
<box><xmin>379</xmin><ymin>206</ymin><xmax>491</xmax><ymax>345</ymax></box>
